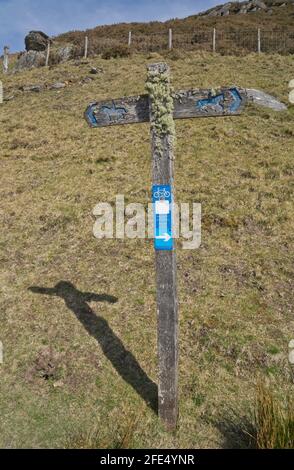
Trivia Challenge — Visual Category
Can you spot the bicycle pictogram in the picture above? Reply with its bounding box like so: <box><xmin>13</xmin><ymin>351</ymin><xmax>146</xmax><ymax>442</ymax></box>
<box><xmin>153</xmin><ymin>188</ymin><xmax>171</xmax><ymax>200</ymax></box>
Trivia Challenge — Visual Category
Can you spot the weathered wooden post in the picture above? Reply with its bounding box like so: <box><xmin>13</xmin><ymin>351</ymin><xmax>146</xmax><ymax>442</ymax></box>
<box><xmin>45</xmin><ymin>40</ymin><xmax>50</xmax><ymax>67</ymax></box>
<box><xmin>146</xmin><ymin>63</ymin><xmax>178</xmax><ymax>429</ymax></box>
<box><xmin>3</xmin><ymin>46</ymin><xmax>9</xmax><ymax>73</ymax></box>
<box><xmin>0</xmin><ymin>80</ymin><xmax>3</xmax><ymax>104</ymax></box>
<box><xmin>168</xmin><ymin>29</ymin><xmax>173</xmax><ymax>50</ymax></box>
<box><xmin>128</xmin><ymin>31</ymin><xmax>132</xmax><ymax>47</ymax></box>
<box><xmin>258</xmin><ymin>28</ymin><xmax>261</xmax><ymax>54</ymax></box>
<box><xmin>213</xmin><ymin>28</ymin><xmax>216</xmax><ymax>53</ymax></box>
<box><xmin>84</xmin><ymin>36</ymin><xmax>88</xmax><ymax>59</ymax></box>
<box><xmin>84</xmin><ymin>64</ymin><xmax>286</xmax><ymax>430</ymax></box>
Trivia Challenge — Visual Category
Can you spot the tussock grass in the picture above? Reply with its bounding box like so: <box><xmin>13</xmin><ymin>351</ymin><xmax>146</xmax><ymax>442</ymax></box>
<box><xmin>66</xmin><ymin>412</ymin><xmax>142</xmax><ymax>449</ymax></box>
<box><xmin>255</xmin><ymin>382</ymin><xmax>294</xmax><ymax>449</ymax></box>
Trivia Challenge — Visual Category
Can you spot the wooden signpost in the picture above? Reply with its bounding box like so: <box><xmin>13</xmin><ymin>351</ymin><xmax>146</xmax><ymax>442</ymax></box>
<box><xmin>84</xmin><ymin>63</ymin><xmax>286</xmax><ymax>430</ymax></box>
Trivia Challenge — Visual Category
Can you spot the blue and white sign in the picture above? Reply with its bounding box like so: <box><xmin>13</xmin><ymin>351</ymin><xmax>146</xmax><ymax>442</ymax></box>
<box><xmin>152</xmin><ymin>185</ymin><xmax>173</xmax><ymax>251</ymax></box>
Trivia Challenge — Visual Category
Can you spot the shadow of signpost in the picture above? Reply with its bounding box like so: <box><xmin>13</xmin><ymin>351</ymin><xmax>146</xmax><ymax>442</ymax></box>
<box><xmin>29</xmin><ymin>281</ymin><xmax>158</xmax><ymax>413</ymax></box>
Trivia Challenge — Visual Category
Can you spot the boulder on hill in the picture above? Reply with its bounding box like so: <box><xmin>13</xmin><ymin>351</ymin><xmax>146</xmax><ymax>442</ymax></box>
<box><xmin>25</xmin><ymin>31</ymin><xmax>50</xmax><ymax>51</ymax></box>
<box><xmin>13</xmin><ymin>50</ymin><xmax>46</xmax><ymax>72</ymax></box>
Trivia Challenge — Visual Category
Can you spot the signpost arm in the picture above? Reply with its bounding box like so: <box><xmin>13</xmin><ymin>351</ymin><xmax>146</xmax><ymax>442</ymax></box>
<box><xmin>147</xmin><ymin>63</ymin><xmax>178</xmax><ymax>430</ymax></box>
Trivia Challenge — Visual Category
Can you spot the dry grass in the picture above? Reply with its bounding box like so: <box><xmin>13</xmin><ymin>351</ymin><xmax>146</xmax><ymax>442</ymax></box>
<box><xmin>0</xmin><ymin>51</ymin><xmax>293</xmax><ymax>448</ymax></box>
<box><xmin>66</xmin><ymin>411</ymin><xmax>142</xmax><ymax>449</ymax></box>
<box><xmin>255</xmin><ymin>382</ymin><xmax>294</xmax><ymax>448</ymax></box>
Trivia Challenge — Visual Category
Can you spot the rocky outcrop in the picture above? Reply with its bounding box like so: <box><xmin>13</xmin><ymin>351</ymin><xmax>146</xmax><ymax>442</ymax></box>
<box><xmin>25</xmin><ymin>31</ymin><xmax>50</xmax><ymax>51</ymax></box>
<box><xmin>55</xmin><ymin>45</ymin><xmax>75</xmax><ymax>62</ymax></box>
<box><xmin>13</xmin><ymin>50</ymin><xmax>46</xmax><ymax>72</ymax></box>
<box><xmin>199</xmin><ymin>0</ymin><xmax>290</xmax><ymax>17</ymax></box>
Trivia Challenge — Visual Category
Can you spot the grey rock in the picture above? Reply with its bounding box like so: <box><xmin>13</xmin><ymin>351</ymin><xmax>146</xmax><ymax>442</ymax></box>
<box><xmin>49</xmin><ymin>82</ymin><xmax>66</xmax><ymax>90</ymax></box>
<box><xmin>219</xmin><ymin>2</ymin><xmax>232</xmax><ymax>16</ymax></box>
<box><xmin>20</xmin><ymin>84</ymin><xmax>45</xmax><ymax>92</ymax></box>
<box><xmin>246</xmin><ymin>88</ymin><xmax>287</xmax><ymax>111</ymax></box>
<box><xmin>3</xmin><ymin>95</ymin><xmax>15</xmax><ymax>101</ymax></box>
<box><xmin>207</xmin><ymin>9</ymin><xmax>219</xmax><ymax>16</ymax></box>
<box><xmin>14</xmin><ymin>50</ymin><xmax>45</xmax><ymax>72</ymax></box>
<box><xmin>90</xmin><ymin>67</ymin><xmax>98</xmax><ymax>74</ymax></box>
<box><xmin>25</xmin><ymin>31</ymin><xmax>49</xmax><ymax>52</ymax></box>
<box><xmin>200</xmin><ymin>0</ymin><xmax>270</xmax><ymax>17</ymax></box>
<box><xmin>252</xmin><ymin>0</ymin><xmax>267</xmax><ymax>9</ymax></box>
<box><xmin>79</xmin><ymin>76</ymin><xmax>94</xmax><ymax>85</ymax></box>
<box><xmin>89</xmin><ymin>66</ymin><xmax>104</xmax><ymax>74</ymax></box>
<box><xmin>239</xmin><ymin>5</ymin><xmax>248</xmax><ymax>14</ymax></box>
<box><xmin>56</xmin><ymin>45</ymin><xmax>75</xmax><ymax>62</ymax></box>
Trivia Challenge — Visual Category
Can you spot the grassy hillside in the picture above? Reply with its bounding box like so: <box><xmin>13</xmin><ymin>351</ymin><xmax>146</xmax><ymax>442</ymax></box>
<box><xmin>0</xmin><ymin>50</ymin><xmax>294</xmax><ymax>448</ymax></box>
<box><xmin>53</xmin><ymin>1</ymin><xmax>294</xmax><ymax>55</ymax></box>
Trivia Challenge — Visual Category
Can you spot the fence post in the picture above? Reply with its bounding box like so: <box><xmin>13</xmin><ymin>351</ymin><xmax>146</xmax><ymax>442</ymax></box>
<box><xmin>258</xmin><ymin>28</ymin><xmax>261</xmax><ymax>54</ymax></box>
<box><xmin>213</xmin><ymin>28</ymin><xmax>216</xmax><ymax>53</ymax></box>
<box><xmin>84</xmin><ymin>36</ymin><xmax>88</xmax><ymax>59</ymax></box>
<box><xmin>128</xmin><ymin>31</ymin><xmax>132</xmax><ymax>47</ymax></box>
<box><xmin>168</xmin><ymin>28</ymin><xmax>173</xmax><ymax>50</ymax></box>
<box><xmin>3</xmin><ymin>46</ymin><xmax>9</xmax><ymax>73</ymax></box>
<box><xmin>45</xmin><ymin>40</ymin><xmax>50</xmax><ymax>67</ymax></box>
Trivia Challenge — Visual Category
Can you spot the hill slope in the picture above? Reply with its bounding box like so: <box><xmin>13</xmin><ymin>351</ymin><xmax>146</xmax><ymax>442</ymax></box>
<box><xmin>0</xmin><ymin>50</ymin><xmax>293</xmax><ymax>448</ymax></box>
<box><xmin>52</xmin><ymin>1</ymin><xmax>294</xmax><ymax>56</ymax></box>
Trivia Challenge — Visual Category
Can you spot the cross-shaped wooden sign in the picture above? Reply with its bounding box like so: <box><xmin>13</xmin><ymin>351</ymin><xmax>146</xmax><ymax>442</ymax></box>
<box><xmin>84</xmin><ymin>62</ymin><xmax>286</xmax><ymax>430</ymax></box>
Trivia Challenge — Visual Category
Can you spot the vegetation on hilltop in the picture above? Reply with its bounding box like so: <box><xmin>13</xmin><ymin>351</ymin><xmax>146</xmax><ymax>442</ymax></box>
<box><xmin>49</xmin><ymin>1</ymin><xmax>294</xmax><ymax>57</ymax></box>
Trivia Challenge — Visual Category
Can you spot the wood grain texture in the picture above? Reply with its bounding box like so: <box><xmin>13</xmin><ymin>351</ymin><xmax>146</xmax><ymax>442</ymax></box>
<box><xmin>148</xmin><ymin>62</ymin><xmax>179</xmax><ymax>431</ymax></box>
<box><xmin>85</xmin><ymin>87</ymin><xmax>247</xmax><ymax>128</ymax></box>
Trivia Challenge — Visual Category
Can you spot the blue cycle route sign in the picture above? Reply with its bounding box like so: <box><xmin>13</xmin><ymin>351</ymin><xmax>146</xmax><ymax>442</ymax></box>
<box><xmin>152</xmin><ymin>185</ymin><xmax>173</xmax><ymax>251</ymax></box>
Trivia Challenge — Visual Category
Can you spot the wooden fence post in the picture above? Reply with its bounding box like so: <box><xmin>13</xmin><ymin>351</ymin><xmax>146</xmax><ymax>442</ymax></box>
<box><xmin>147</xmin><ymin>62</ymin><xmax>178</xmax><ymax>430</ymax></box>
<box><xmin>3</xmin><ymin>46</ymin><xmax>9</xmax><ymax>73</ymax></box>
<box><xmin>213</xmin><ymin>28</ymin><xmax>216</xmax><ymax>53</ymax></box>
<box><xmin>258</xmin><ymin>28</ymin><xmax>261</xmax><ymax>54</ymax></box>
<box><xmin>168</xmin><ymin>28</ymin><xmax>173</xmax><ymax>50</ymax></box>
<box><xmin>84</xmin><ymin>36</ymin><xmax>88</xmax><ymax>59</ymax></box>
<box><xmin>128</xmin><ymin>31</ymin><xmax>132</xmax><ymax>47</ymax></box>
<box><xmin>45</xmin><ymin>41</ymin><xmax>50</xmax><ymax>67</ymax></box>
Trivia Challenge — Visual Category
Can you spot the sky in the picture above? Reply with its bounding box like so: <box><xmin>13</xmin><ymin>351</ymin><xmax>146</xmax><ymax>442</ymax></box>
<box><xmin>0</xmin><ymin>0</ymin><xmax>223</xmax><ymax>52</ymax></box>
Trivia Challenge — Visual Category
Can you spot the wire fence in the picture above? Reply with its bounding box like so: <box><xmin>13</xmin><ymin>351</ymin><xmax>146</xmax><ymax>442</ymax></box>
<box><xmin>2</xmin><ymin>28</ymin><xmax>294</xmax><ymax>73</ymax></box>
<box><xmin>76</xmin><ymin>29</ymin><xmax>294</xmax><ymax>56</ymax></box>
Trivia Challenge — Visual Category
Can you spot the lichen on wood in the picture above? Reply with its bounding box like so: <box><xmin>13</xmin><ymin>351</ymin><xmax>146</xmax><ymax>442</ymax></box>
<box><xmin>146</xmin><ymin>63</ymin><xmax>175</xmax><ymax>156</ymax></box>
